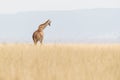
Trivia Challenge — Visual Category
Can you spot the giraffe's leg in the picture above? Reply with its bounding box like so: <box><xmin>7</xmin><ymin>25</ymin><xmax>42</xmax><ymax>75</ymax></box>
<box><xmin>40</xmin><ymin>36</ymin><xmax>43</xmax><ymax>45</ymax></box>
<box><xmin>33</xmin><ymin>39</ymin><xmax>38</xmax><ymax>45</ymax></box>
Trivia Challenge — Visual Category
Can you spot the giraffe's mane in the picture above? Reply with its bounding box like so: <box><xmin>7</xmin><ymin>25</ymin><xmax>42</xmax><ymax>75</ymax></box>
<box><xmin>38</xmin><ymin>20</ymin><xmax>50</xmax><ymax>28</ymax></box>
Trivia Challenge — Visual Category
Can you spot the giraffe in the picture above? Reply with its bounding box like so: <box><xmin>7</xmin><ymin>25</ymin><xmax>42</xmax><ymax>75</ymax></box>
<box><xmin>32</xmin><ymin>19</ymin><xmax>51</xmax><ymax>45</ymax></box>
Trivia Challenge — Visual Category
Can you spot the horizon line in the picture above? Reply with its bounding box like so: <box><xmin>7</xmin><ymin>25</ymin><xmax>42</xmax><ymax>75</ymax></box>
<box><xmin>0</xmin><ymin>8</ymin><xmax>120</xmax><ymax>15</ymax></box>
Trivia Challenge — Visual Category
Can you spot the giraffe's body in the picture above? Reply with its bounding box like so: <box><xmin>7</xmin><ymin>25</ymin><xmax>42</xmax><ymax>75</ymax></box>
<box><xmin>32</xmin><ymin>19</ymin><xmax>51</xmax><ymax>45</ymax></box>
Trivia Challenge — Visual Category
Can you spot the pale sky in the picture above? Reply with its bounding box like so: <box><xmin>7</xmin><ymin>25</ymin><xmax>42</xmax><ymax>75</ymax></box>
<box><xmin>0</xmin><ymin>0</ymin><xmax>120</xmax><ymax>14</ymax></box>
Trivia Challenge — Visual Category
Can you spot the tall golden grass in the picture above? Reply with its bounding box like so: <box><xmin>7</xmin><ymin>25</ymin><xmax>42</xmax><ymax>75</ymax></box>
<box><xmin>0</xmin><ymin>43</ymin><xmax>120</xmax><ymax>80</ymax></box>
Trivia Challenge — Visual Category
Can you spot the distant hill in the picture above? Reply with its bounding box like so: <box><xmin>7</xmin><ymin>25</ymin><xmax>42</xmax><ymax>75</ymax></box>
<box><xmin>0</xmin><ymin>8</ymin><xmax>120</xmax><ymax>43</ymax></box>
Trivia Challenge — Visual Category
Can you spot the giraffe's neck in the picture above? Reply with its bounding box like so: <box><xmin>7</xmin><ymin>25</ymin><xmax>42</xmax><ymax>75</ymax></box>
<box><xmin>39</xmin><ymin>21</ymin><xmax>49</xmax><ymax>30</ymax></box>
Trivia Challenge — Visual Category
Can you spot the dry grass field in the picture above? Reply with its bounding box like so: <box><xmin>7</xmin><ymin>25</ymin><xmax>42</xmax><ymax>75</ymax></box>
<box><xmin>0</xmin><ymin>43</ymin><xmax>120</xmax><ymax>80</ymax></box>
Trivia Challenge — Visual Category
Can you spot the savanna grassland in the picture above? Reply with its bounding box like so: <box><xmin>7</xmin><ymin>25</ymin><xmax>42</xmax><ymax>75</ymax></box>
<box><xmin>0</xmin><ymin>43</ymin><xmax>120</xmax><ymax>80</ymax></box>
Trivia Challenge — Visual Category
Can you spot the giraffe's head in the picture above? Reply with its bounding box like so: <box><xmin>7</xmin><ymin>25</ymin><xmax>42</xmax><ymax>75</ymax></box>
<box><xmin>47</xmin><ymin>19</ymin><xmax>51</xmax><ymax>26</ymax></box>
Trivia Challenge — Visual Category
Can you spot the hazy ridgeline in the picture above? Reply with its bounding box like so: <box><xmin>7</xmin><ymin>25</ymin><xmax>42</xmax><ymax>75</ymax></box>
<box><xmin>0</xmin><ymin>44</ymin><xmax>120</xmax><ymax>80</ymax></box>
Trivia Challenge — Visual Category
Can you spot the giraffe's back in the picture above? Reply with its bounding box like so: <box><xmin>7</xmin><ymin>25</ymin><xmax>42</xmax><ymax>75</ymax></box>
<box><xmin>32</xmin><ymin>30</ymin><xmax>43</xmax><ymax>41</ymax></box>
